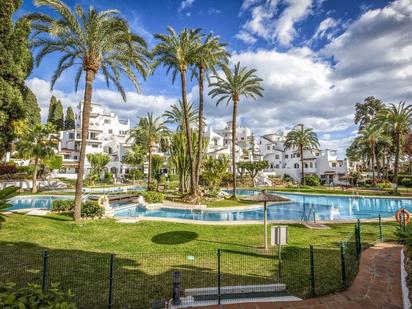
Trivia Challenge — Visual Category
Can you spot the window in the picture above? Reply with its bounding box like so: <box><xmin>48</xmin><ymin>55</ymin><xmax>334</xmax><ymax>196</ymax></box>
<box><xmin>90</xmin><ymin>132</ymin><xmax>98</xmax><ymax>140</ymax></box>
<box><xmin>285</xmin><ymin>154</ymin><xmax>288</xmax><ymax>159</ymax></box>
<box><xmin>310</xmin><ymin>162</ymin><xmax>313</xmax><ymax>168</ymax></box>
<box><xmin>332</xmin><ymin>163</ymin><xmax>337</xmax><ymax>167</ymax></box>
<box><xmin>108</xmin><ymin>129</ymin><xmax>113</xmax><ymax>134</ymax></box>
<box><xmin>69</xmin><ymin>133</ymin><xmax>74</xmax><ymax>139</ymax></box>
<box><xmin>92</xmin><ymin>144</ymin><xmax>98</xmax><ymax>148</ymax></box>
<box><xmin>275</xmin><ymin>164</ymin><xmax>279</xmax><ymax>168</ymax></box>
<box><xmin>304</xmin><ymin>163</ymin><xmax>308</xmax><ymax>168</ymax></box>
<box><xmin>241</xmin><ymin>137</ymin><xmax>244</xmax><ymax>140</ymax></box>
<box><xmin>272</xmin><ymin>145</ymin><xmax>275</xmax><ymax>150</ymax></box>
<box><xmin>76</xmin><ymin>133</ymin><xmax>80</xmax><ymax>139</ymax></box>
<box><xmin>296</xmin><ymin>153</ymin><xmax>300</xmax><ymax>158</ymax></box>
<box><xmin>64</xmin><ymin>155</ymin><xmax>70</xmax><ymax>159</ymax></box>
<box><xmin>294</xmin><ymin>163</ymin><xmax>299</xmax><ymax>168</ymax></box>
<box><xmin>275</xmin><ymin>154</ymin><xmax>279</xmax><ymax>159</ymax></box>
<box><xmin>267</xmin><ymin>146</ymin><xmax>270</xmax><ymax>150</ymax></box>
<box><xmin>104</xmin><ymin>119</ymin><xmax>111</xmax><ymax>124</ymax></box>
<box><xmin>74</xmin><ymin>156</ymin><xmax>78</xmax><ymax>160</ymax></box>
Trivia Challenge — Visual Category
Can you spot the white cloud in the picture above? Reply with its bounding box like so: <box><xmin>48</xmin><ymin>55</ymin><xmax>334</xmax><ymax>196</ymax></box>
<box><xmin>237</xmin><ymin>0</ymin><xmax>314</xmax><ymax>46</ymax></box>
<box><xmin>235</xmin><ymin>30</ymin><xmax>257</xmax><ymax>44</ymax></box>
<box><xmin>311</xmin><ymin>17</ymin><xmax>338</xmax><ymax>41</ymax></box>
<box><xmin>208</xmin><ymin>8</ymin><xmax>222</xmax><ymax>15</ymax></box>
<box><xmin>178</xmin><ymin>0</ymin><xmax>195</xmax><ymax>12</ymax></box>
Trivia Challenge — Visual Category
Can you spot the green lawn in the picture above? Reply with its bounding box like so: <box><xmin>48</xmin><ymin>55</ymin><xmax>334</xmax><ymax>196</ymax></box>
<box><xmin>0</xmin><ymin>214</ymin><xmax>398</xmax><ymax>308</ymax></box>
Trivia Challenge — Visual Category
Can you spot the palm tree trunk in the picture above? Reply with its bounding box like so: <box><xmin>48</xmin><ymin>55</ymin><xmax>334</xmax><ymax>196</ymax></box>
<box><xmin>180</xmin><ymin>69</ymin><xmax>196</xmax><ymax>196</ymax></box>
<box><xmin>232</xmin><ymin>99</ymin><xmax>238</xmax><ymax>198</ymax></box>
<box><xmin>148</xmin><ymin>147</ymin><xmax>152</xmax><ymax>189</ymax></box>
<box><xmin>371</xmin><ymin>144</ymin><xmax>375</xmax><ymax>186</ymax></box>
<box><xmin>300</xmin><ymin>145</ymin><xmax>305</xmax><ymax>185</ymax></box>
<box><xmin>195</xmin><ymin>65</ymin><xmax>204</xmax><ymax>192</ymax></box>
<box><xmin>73</xmin><ymin>69</ymin><xmax>95</xmax><ymax>221</ymax></box>
<box><xmin>31</xmin><ymin>157</ymin><xmax>39</xmax><ymax>193</ymax></box>
<box><xmin>394</xmin><ymin>132</ymin><xmax>400</xmax><ymax>193</ymax></box>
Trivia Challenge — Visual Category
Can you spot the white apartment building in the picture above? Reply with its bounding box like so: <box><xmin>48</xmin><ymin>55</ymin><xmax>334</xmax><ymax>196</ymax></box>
<box><xmin>259</xmin><ymin>132</ymin><xmax>350</xmax><ymax>184</ymax></box>
<box><xmin>56</xmin><ymin>103</ymin><xmax>132</xmax><ymax>180</ymax></box>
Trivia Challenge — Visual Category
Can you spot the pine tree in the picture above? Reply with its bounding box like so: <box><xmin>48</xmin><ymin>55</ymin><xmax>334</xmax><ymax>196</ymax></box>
<box><xmin>0</xmin><ymin>0</ymin><xmax>41</xmax><ymax>157</ymax></box>
<box><xmin>64</xmin><ymin>106</ymin><xmax>75</xmax><ymax>130</ymax></box>
<box><xmin>47</xmin><ymin>96</ymin><xmax>57</xmax><ymax>124</ymax></box>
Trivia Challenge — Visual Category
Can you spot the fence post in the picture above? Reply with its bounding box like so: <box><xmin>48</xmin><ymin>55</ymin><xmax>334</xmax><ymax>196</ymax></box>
<box><xmin>42</xmin><ymin>250</ymin><xmax>49</xmax><ymax>293</ymax></box>
<box><xmin>277</xmin><ymin>245</ymin><xmax>282</xmax><ymax>282</ymax></box>
<box><xmin>108</xmin><ymin>254</ymin><xmax>115</xmax><ymax>309</ymax></box>
<box><xmin>217</xmin><ymin>249</ymin><xmax>221</xmax><ymax>305</ymax></box>
<box><xmin>309</xmin><ymin>245</ymin><xmax>315</xmax><ymax>296</ymax></box>
<box><xmin>172</xmin><ymin>271</ymin><xmax>181</xmax><ymax>306</ymax></box>
<box><xmin>340</xmin><ymin>241</ymin><xmax>346</xmax><ymax>289</ymax></box>
<box><xmin>378</xmin><ymin>214</ymin><xmax>383</xmax><ymax>242</ymax></box>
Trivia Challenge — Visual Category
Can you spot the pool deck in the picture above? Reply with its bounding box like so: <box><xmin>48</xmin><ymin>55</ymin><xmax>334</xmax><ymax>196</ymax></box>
<box><xmin>196</xmin><ymin>242</ymin><xmax>403</xmax><ymax>309</ymax></box>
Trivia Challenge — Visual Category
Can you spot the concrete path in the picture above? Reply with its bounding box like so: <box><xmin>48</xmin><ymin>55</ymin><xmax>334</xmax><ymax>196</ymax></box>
<box><xmin>198</xmin><ymin>242</ymin><xmax>403</xmax><ymax>309</ymax></box>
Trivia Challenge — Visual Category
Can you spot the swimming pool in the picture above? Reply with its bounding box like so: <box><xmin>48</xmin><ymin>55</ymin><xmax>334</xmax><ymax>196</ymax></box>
<box><xmin>114</xmin><ymin>190</ymin><xmax>412</xmax><ymax>222</ymax></box>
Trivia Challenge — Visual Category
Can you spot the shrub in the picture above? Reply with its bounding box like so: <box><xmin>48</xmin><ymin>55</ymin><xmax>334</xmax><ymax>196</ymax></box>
<box><xmin>376</xmin><ymin>179</ymin><xmax>392</xmax><ymax>189</ymax></box>
<box><xmin>304</xmin><ymin>175</ymin><xmax>320</xmax><ymax>186</ymax></box>
<box><xmin>0</xmin><ymin>163</ymin><xmax>17</xmax><ymax>176</ymax></box>
<box><xmin>401</xmin><ymin>178</ymin><xmax>412</xmax><ymax>188</ymax></box>
<box><xmin>283</xmin><ymin>174</ymin><xmax>294</xmax><ymax>182</ymax></box>
<box><xmin>0</xmin><ymin>282</ymin><xmax>76</xmax><ymax>308</ymax></box>
<box><xmin>104</xmin><ymin>171</ymin><xmax>113</xmax><ymax>184</ymax></box>
<box><xmin>51</xmin><ymin>200</ymin><xmax>74</xmax><ymax>213</ymax></box>
<box><xmin>168</xmin><ymin>174</ymin><xmax>179</xmax><ymax>182</ymax></box>
<box><xmin>126</xmin><ymin>169</ymin><xmax>144</xmax><ymax>181</ymax></box>
<box><xmin>140</xmin><ymin>191</ymin><xmax>164</xmax><ymax>203</ymax></box>
<box><xmin>16</xmin><ymin>165</ymin><xmax>34</xmax><ymax>175</ymax></box>
<box><xmin>81</xmin><ymin>201</ymin><xmax>105</xmax><ymax>218</ymax></box>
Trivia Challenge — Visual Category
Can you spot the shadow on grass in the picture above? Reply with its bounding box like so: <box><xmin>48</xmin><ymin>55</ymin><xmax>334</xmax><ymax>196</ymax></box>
<box><xmin>151</xmin><ymin>231</ymin><xmax>198</xmax><ymax>245</ymax></box>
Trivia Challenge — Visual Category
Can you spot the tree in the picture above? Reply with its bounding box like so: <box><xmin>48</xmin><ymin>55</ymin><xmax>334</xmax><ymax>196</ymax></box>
<box><xmin>128</xmin><ymin>113</ymin><xmax>168</xmax><ymax>189</ymax></box>
<box><xmin>0</xmin><ymin>0</ymin><xmax>41</xmax><ymax>158</ymax></box>
<box><xmin>374</xmin><ymin>102</ymin><xmax>412</xmax><ymax>192</ymax></box>
<box><xmin>0</xmin><ymin>186</ymin><xmax>19</xmax><ymax>226</ymax></box>
<box><xmin>29</xmin><ymin>0</ymin><xmax>150</xmax><ymax>220</ymax></box>
<box><xmin>192</xmin><ymin>32</ymin><xmax>229</xmax><ymax>189</ymax></box>
<box><xmin>354</xmin><ymin>96</ymin><xmax>385</xmax><ymax>132</ymax></box>
<box><xmin>209</xmin><ymin>62</ymin><xmax>264</xmax><ymax>198</ymax></box>
<box><xmin>163</xmin><ymin>100</ymin><xmax>198</xmax><ymax>131</ymax></box>
<box><xmin>16</xmin><ymin>124</ymin><xmax>59</xmax><ymax>193</ymax></box>
<box><xmin>153</xmin><ymin>27</ymin><xmax>201</xmax><ymax>198</ymax></box>
<box><xmin>237</xmin><ymin>161</ymin><xmax>269</xmax><ymax>187</ymax></box>
<box><xmin>47</xmin><ymin>96</ymin><xmax>57</xmax><ymax>124</ymax></box>
<box><xmin>122</xmin><ymin>144</ymin><xmax>145</xmax><ymax>184</ymax></box>
<box><xmin>151</xmin><ymin>154</ymin><xmax>165</xmax><ymax>191</ymax></box>
<box><xmin>357</xmin><ymin>125</ymin><xmax>390</xmax><ymax>185</ymax></box>
<box><xmin>64</xmin><ymin>106</ymin><xmax>75</xmax><ymax>130</ymax></box>
<box><xmin>86</xmin><ymin>153</ymin><xmax>110</xmax><ymax>185</ymax></box>
<box><xmin>403</xmin><ymin>133</ymin><xmax>412</xmax><ymax>173</ymax></box>
<box><xmin>284</xmin><ymin>125</ymin><xmax>320</xmax><ymax>185</ymax></box>
<box><xmin>202</xmin><ymin>156</ymin><xmax>230</xmax><ymax>192</ymax></box>
<box><xmin>51</xmin><ymin>99</ymin><xmax>64</xmax><ymax>131</ymax></box>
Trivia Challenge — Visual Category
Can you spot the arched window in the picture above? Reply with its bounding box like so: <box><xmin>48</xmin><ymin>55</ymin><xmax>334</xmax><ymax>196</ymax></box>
<box><xmin>294</xmin><ymin>163</ymin><xmax>299</xmax><ymax>169</ymax></box>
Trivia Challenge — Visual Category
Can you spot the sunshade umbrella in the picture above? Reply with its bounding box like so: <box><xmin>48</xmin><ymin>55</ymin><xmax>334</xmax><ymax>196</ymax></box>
<box><xmin>242</xmin><ymin>190</ymin><xmax>291</xmax><ymax>249</ymax></box>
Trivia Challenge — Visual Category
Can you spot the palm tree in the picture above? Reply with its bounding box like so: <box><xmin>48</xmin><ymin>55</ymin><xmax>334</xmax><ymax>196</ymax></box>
<box><xmin>284</xmin><ymin>125</ymin><xmax>320</xmax><ymax>185</ymax></box>
<box><xmin>192</xmin><ymin>33</ymin><xmax>229</xmax><ymax>189</ymax></box>
<box><xmin>86</xmin><ymin>153</ymin><xmax>111</xmax><ymax>185</ymax></box>
<box><xmin>152</xmin><ymin>27</ymin><xmax>201</xmax><ymax>197</ymax></box>
<box><xmin>163</xmin><ymin>100</ymin><xmax>198</xmax><ymax>131</ymax></box>
<box><xmin>374</xmin><ymin>102</ymin><xmax>412</xmax><ymax>192</ymax></box>
<box><xmin>358</xmin><ymin>126</ymin><xmax>390</xmax><ymax>185</ymax></box>
<box><xmin>128</xmin><ymin>113</ymin><xmax>168</xmax><ymax>189</ymax></box>
<box><xmin>209</xmin><ymin>62</ymin><xmax>264</xmax><ymax>198</ymax></box>
<box><xmin>16</xmin><ymin>124</ymin><xmax>59</xmax><ymax>193</ymax></box>
<box><xmin>122</xmin><ymin>144</ymin><xmax>145</xmax><ymax>184</ymax></box>
<box><xmin>29</xmin><ymin>0</ymin><xmax>150</xmax><ymax>220</ymax></box>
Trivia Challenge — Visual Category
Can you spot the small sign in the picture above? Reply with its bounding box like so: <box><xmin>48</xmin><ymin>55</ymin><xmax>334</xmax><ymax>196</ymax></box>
<box><xmin>187</xmin><ymin>255</ymin><xmax>195</xmax><ymax>261</ymax></box>
<box><xmin>271</xmin><ymin>226</ymin><xmax>288</xmax><ymax>245</ymax></box>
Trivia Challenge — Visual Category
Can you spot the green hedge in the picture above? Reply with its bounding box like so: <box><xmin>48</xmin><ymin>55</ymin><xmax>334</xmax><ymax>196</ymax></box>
<box><xmin>51</xmin><ymin>200</ymin><xmax>104</xmax><ymax>218</ymax></box>
<box><xmin>0</xmin><ymin>282</ymin><xmax>76</xmax><ymax>308</ymax></box>
<box><xmin>140</xmin><ymin>191</ymin><xmax>164</xmax><ymax>203</ymax></box>
<box><xmin>304</xmin><ymin>175</ymin><xmax>320</xmax><ymax>186</ymax></box>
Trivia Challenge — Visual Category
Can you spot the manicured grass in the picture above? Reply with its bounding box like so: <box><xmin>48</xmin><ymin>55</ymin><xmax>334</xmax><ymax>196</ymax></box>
<box><xmin>203</xmin><ymin>198</ymin><xmax>258</xmax><ymax>208</ymax></box>
<box><xmin>0</xmin><ymin>213</ymin><xmax>398</xmax><ymax>308</ymax></box>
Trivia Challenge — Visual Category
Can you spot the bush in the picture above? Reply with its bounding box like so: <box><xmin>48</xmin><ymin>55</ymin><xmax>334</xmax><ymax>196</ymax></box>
<box><xmin>0</xmin><ymin>282</ymin><xmax>76</xmax><ymax>308</ymax></box>
<box><xmin>104</xmin><ymin>171</ymin><xmax>113</xmax><ymax>184</ymax></box>
<box><xmin>126</xmin><ymin>169</ymin><xmax>144</xmax><ymax>181</ymax></box>
<box><xmin>51</xmin><ymin>200</ymin><xmax>104</xmax><ymax>218</ymax></box>
<box><xmin>304</xmin><ymin>175</ymin><xmax>320</xmax><ymax>186</ymax></box>
<box><xmin>140</xmin><ymin>191</ymin><xmax>164</xmax><ymax>203</ymax></box>
<box><xmin>0</xmin><ymin>163</ymin><xmax>17</xmax><ymax>176</ymax></box>
<box><xmin>16</xmin><ymin>165</ymin><xmax>34</xmax><ymax>175</ymax></box>
<box><xmin>51</xmin><ymin>200</ymin><xmax>74</xmax><ymax>213</ymax></box>
<box><xmin>401</xmin><ymin>178</ymin><xmax>412</xmax><ymax>188</ymax></box>
<box><xmin>376</xmin><ymin>179</ymin><xmax>392</xmax><ymax>189</ymax></box>
<box><xmin>283</xmin><ymin>174</ymin><xmax>294</xmax><ymax>182</ymax></box>
<box><xmin>81</xmin><ymin>201</ymin><xmax>104</xmax><ymax>218</ymax></box>
<box><xmin>168</xmin><ymin>174</ymin><xmax>179</xmax><ymax>182</ymax></box>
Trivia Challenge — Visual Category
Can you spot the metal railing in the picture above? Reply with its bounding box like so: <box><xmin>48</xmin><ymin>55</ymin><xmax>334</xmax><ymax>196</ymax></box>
<box><xmin>0</xmin><ymin>220</ymin><xmax>387</xmax><ymax>309</ymax></box>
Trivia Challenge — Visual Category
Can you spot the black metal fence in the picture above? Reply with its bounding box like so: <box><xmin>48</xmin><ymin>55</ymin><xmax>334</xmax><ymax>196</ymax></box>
<box><xmin>0</xmin><ymin>219</ymin><xmax>388</xmax><ymax>309</ymax></box>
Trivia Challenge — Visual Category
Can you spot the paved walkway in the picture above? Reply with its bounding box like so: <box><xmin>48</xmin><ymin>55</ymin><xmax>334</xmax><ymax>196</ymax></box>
<box><xmin>199</xmin><ymin>242</ymin><xmax>403</xmax><ymax>309</ymax></box>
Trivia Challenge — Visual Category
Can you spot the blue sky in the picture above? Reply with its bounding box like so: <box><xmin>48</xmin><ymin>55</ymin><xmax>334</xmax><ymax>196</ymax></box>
<box><xmin>20</xmin><ymin>0</ymin><xmax>412</xmax><ymax>157</ymax></box>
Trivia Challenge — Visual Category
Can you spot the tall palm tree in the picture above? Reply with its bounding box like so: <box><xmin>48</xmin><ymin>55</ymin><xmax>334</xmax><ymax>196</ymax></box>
<box><xmin>209</xmin><ymin>62</ymin><xmax>264</xmax><ymax>198</ymax></box>
<box><xmin>358</xmin><ymin>126</ymin><xmax>390</xmax><ymax>185</ymax></box>
<box><xmin>374</xmin><ymin>102</ymin><xmax>412</xmax><ymax>192</ymax></box>
<box><xmin>163</xmin><ymin>100</ymin><xmax>198</xmax><ymax>131</ymax></box>
<box><xmin>16</xmin><ymin>123</ymin><xmax>59</xmax><ymax>193</ymax></box>
<box><xmin>284</xmin><ymin>125</ymin><xmax>320</xmax><ymax>185</ymax></box>
<box><xmin>192</xmin><ymin>33</ymin><xmax>229</xmax><ymax>189</ymax></box>
<box><xmin>29</xmin><ymin>0</ymin><xmax>150</xmax><ymax>220</ymax></box>
<box><xmin>128</xmin><ymin>113</ymin><xmax>168</xmax><ymax>189</ymax></box>
<box><xmin>152</xmin><ymin>27</ymin><xmax>201</xmax><ymax>197</ymax></box>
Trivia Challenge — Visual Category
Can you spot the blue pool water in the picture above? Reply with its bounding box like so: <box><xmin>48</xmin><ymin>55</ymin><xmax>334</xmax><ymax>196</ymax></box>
<box><xmin>114</xmin><ymin>190</ymin><xmax>412</xmax><ymax>221</ymax></box>
<box><xmin>6</xmin><ymin>190</ymin><xmax>412</xmax><ymax>221</ymax></box>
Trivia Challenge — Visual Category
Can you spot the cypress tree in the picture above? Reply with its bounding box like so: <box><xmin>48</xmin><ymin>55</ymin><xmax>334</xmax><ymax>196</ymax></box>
<box><xmin>0</xmin><ymin>0</ymin><xmax>41</xmax><ymax>157</ymax></box>
<box><xmin>52</xmin><ymin>99</ymin><xmax>64</xmax><ymax>131</ymax></box>
<box><xmin>64</xmin><ymin>106</ymin><xmax>75</xmax><ymax>130</ymax></box>
<box><xmin>47</xmin><ymin>95</ymin><xmax>57</xmax><ymax>124</ymax></box>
